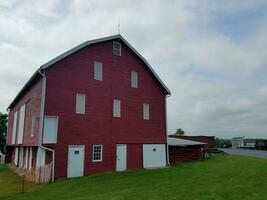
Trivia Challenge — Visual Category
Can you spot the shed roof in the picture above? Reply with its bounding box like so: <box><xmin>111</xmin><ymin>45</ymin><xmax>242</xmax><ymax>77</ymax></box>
<box><xmin>168</xmin><ymin>137</ymin><xmax>206</xmax><ymax>146</ymax></box>
<box><xmin>8</xmin><ymin>34</ymin><xmax>171</xmax><ymax>109</ymax></box>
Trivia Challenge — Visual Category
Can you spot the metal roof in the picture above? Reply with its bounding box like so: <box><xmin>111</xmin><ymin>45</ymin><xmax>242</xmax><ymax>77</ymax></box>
<box><xmin>8</xmin><ymin>34</ymin><xmax>171</xmax><ymax>109</ymax></box>
<box><xmin>168</xmin><ymin>137</ymin><xmax>206</xmax><ymax>146</ymax></box>
<box><xmin>7</xmin><ymin>70</ymin><xmax>40</xmax><ymax>109</ymax></box>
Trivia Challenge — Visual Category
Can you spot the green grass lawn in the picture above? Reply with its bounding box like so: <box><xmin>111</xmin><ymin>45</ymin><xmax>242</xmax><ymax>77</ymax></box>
<box><xmin>0</xmin><ymin>164</ymin><xmax>37</xmax><ymax>199</ymax></box>
<box><xmin>1</xmin><ymin>155</ymin><xmax>267</xmax><ymax>200</ymax></box>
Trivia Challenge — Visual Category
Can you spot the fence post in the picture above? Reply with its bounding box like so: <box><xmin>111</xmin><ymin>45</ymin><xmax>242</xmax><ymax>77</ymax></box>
<box><xmin>19</xmin><ymin>168</ymin><xmax>26</xmax><ymax>194</ymax></box>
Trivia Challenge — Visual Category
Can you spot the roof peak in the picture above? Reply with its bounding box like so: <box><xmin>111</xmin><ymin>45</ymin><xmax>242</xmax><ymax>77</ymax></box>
<box><xmin>8</xmin><ymin>34</ymin><xmax>170</xmax><ymax>109</ymax></box>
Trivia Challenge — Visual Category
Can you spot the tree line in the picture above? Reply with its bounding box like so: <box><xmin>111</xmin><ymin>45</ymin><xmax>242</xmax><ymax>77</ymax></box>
<box><xmin>0</xmin><ymin>113</ymin><xmax>8</xmax><ymax>154</ymax></box>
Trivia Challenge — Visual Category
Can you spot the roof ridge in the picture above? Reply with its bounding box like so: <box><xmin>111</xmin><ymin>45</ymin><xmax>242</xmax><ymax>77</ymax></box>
<box><xmin>8</xmin><ymin>34</ymin><xmax>170</xmax><ymax>109</ymax></box>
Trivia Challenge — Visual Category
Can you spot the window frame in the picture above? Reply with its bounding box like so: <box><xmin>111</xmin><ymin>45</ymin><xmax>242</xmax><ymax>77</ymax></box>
<box><xmin>92</xmin><ymin>145</ymin><xmax>103</xmax><ymax>162</ymax></box>
<box><xmin>17</xmin><ymin>104</ymin><xmax>26</xmax><ymax>144</ymax></box>
<box><xmin>131</xmin><ymin>71</ymin><xmax>138</xmax><ymax>88</ymax></box>
<box><xmin>76</xmin><ymin>93</ymin><xmax>86</xmax><ymax>114</ymax></box>
<box><xmin>43</xmin><ymin>116</ymin><xmax>59</xmax><ymax>144</ymax></box>
<box><xmin>94</xmin><ymin>61</ymin><xmax>103</xmax><ymax>81</ymax></box>
<box><xmin>113</xmin><ymin>99</ymin><xmax>121</xmax><ymax>118</ymax></box>
<box><xmin>143</xmin><ymin>103</ymin><xmax>150</xmax><ymax>120</ymax></box>
<box><xmin>113</xmin><ymin>41</ymin><xmax>121</xmax><ymax>56</ymax></box>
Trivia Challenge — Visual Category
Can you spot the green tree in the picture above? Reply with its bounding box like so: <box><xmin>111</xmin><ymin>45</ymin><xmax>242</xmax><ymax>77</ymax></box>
<box><xmin>0</xmin><ymin>113</ymin><xmax>8</xmax><ymax>154</ymax></box>
<box><xmin>174</xmin><ymin>128</ymin><xmax>185</xmax><ymax>135</ymax></box>
<box><xmin>216</xmin><ymin>137</ymin><xmax>232</xmax><ymax>148</ymax></box>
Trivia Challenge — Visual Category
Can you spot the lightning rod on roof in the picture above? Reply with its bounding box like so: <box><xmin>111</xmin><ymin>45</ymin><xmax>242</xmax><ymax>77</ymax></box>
<box><xmin>118</xmin><ymin>17</ymin><xmax>120</xmax><ymax>34</ymax></box>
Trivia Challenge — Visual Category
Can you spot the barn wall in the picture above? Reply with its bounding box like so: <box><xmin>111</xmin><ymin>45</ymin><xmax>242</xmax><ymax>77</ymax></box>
<box><xmin>127</xmin><ymin>144</ymin><xmax>143</xmax><ymax>169</ymax></box>
<box><xmin>6</xmin><ymin>78</ymin><xmax>42</xmax><ymax>147</ymax></box>
<box><xmin>11</xmin><ymin>147</ymin><xmax>15</xmax><ymax>164</ymax></box>
<box><xmin>6</xmin><ymin>146</ymin><xmax>38</xmax><ymax>182</ymax></box>
<box><xmin>53</xmin><ymin>143</ymin><xmax>144</xmax><ymax>178</ymax></box>
<box><xmin>44</xmin><ymin>39</ymin><xmax>167</xmax><ymax>178</ymax></box>
<box><xmin>169</xmin><ymin>145</ymin><xmax>204</xmax><ymax>164</ymax></box>
<box><xmin>28</xmin><ymin>147</ymin><xmax>38</xmax><ymax>172</ymax></box>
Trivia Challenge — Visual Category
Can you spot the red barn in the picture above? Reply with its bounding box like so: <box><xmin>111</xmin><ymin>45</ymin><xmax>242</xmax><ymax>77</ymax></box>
<box><xmin>6</xmin><ymin>35</ymin><xmax>171</xmax><ymax>182</ymax></box>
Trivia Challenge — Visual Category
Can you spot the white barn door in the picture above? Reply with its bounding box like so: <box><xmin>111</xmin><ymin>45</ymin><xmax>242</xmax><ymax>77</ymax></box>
<box><xmin>143</xmin><ymin>144</ymin><xmax>166</xmax><ymax>168</ymax></box>
<box><xmin>116</xmin><ymin>144</ymin><xmax>127</xmax><ymax>171</ymax></box>
<box><xmin>67</xmin><ymin>145</ymin><xmax>84</xmax><ymax>178</ymax></box>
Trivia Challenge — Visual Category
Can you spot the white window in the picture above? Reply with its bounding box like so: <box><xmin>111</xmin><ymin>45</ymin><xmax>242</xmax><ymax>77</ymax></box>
<box><xmin>12</xmin><ymin>111</ymin><xmax>17</xmax><ymax>144</ymax></box>
<box><xmin>17</xmin><ymin>104</ymin><xmax>26</xmax><ymax>144</ymax></box>
<box><xmin>31</xmin><ymin>115</ymin><xmax>35</xmax><ymax>137</ymax></box>
<box><xmin>113</xmin><ymin>41</ymin><xmax>121</xmax><ymax>56</ymax></box>
<box><xmin>94</xmin><ymin>61</ymin><xmax>103</xmax><ymax>81</ymax></box>
<box><xmin>76</xmin><ymin>93</ymin><xmax>86</xmax><ymax>114</ymax></box>
<box><xmin>43</xmin><ymin>116</ymin><xmax>58</xmax><ymax>144</ymax></box>
<box><xmin>131</xmin><ymin>71</ymin><xmax>138</xmax><ymax>88</ymax></box>
<box><xmin>113</xmin><ymin>99</ymin><xmax>121</xmax><ymax>118</ymax></box>
<box><xmin>143</xmin><ymin>103</ymin><xmax>150</xmax><ymax>120</ymax></box>
<box><xmin>92</xmin><ymin>145</ymin><xmax>103</xmax><ymax>162</ymax></box>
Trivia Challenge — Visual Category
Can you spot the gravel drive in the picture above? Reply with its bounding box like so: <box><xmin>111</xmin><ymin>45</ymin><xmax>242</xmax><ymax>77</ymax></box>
<box><xmin>220</xmin><ymin>148</ymin><xmax>267</xmax><ymax>159</ymax></box>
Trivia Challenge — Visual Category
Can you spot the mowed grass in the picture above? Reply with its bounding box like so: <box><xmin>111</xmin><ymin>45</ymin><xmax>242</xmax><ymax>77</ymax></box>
<box><xmin>0</xmin><ymin>165</ymin><xmax>37</xmax><ymax>199</ymax></box>
<box><xmin>2</xmin><ymin>155</ymin><xmax>267</xmax><ymax>200</ymax></box>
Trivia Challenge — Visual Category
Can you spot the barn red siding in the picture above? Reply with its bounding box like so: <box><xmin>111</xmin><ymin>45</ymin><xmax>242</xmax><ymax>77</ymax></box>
<box><xmin>44</xmin><ymin>39</ymin><xmax>167</xmax><ymax>178</ymax></box>
<box><xmin>11</xmin><ymin>147</ymin><xmax>15</xmax><ymax>164</ymax></box>
<box><xmin>7</xmin><ymin>79</ymin><xmax>42</xmax><ymax>146</ymax></box>
<box><xmin>169</xmin><ymin>145</ymin><xmax>204</xmax><ymax>164</ymax></box>
<box><xmin>31</xmin><ymin>148</ymin><xmax>37</xmax><ymax>171</ymax></box>
<box><xmin>127</xmin><ymin>144</ymin><xmax>143</xmax><ymax>169</ymax></box>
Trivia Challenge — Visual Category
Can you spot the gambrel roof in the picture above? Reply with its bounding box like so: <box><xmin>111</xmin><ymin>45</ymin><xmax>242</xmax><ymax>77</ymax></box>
<box><xmin>8</xmin><ymin>34</ymin><xmax>171</xmax><ymax>109</ymax></box>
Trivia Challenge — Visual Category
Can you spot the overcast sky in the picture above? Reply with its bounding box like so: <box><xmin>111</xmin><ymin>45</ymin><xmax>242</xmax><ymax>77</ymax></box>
<box><xmin>0</xmin><ymin>0</ymin><xmax>266</xmax><ymax>138</ymax></box>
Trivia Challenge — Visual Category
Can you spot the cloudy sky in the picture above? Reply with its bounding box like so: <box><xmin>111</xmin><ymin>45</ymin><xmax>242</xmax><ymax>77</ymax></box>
<box><xmin>0</xmin><ymin>0</ymin><xmax>266</xmax><ymax>138</ymax></box>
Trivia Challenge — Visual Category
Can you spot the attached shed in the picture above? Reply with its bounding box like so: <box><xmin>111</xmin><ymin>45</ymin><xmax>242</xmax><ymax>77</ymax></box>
<box><xmin>169</xmin><ymin>135</ymin><xmax>216</xmax><ymax>149</ymax></box>
<box><xmin>168</xmin><ymin>138</ymin><xmax>206</xmax><ymax>164</ymax></box>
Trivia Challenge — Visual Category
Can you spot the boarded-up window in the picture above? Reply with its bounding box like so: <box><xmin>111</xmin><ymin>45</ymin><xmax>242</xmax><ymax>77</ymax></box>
<box><xmin>31</xmin><ymin>115</ymin><xmax>35</xmax><ymax>137</ymax></box>
<box><xmin>131</xmin><ymin>71</ymin><xmax>138</xmax><ymax>88</ymax></box>
<box><xmin>113</xmin><ymin>99</ymin><xmax>121</xmax><ymax>118</ymax></box>
<box><xmin>94</xmin><ymin>61</ymin><xmax>103</xmax><ymax>81</ymax></box>
<box><xmin>113</xmin><ymin>41</ymin><xmax>121</xmax><ymax>56</ymax></box>
<box><xmin>43</xmin><ymin>116</ymin><xmax>58</xmax><ymax>144</ymax></box>
<box><xmin>17</xmin><ymin>104</ymin><xmax>26</xmax><ymax>144</ymax></box>
<box><xmin>143</xmin><ymin>103</ymin><xmax>150</xmax><ymax>120</ymax></box>
<box><xmin>76</xmin><ymin>93</ymin><xmax>86</xmax><ymax>114</ymax></box>
<box><xmin>12</xmin><ymin>111</ymin><xmax>17</xmax><ymax>144</ymax></box>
